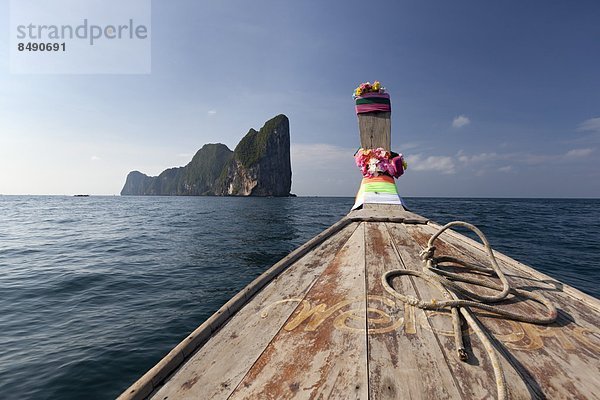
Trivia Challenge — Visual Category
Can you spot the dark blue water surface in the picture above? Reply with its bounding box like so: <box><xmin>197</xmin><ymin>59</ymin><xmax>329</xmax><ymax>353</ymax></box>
<box><xmin>0</xmin><ymin>196</ymin><xmax>598</xmax><ymax>399</ymax></box>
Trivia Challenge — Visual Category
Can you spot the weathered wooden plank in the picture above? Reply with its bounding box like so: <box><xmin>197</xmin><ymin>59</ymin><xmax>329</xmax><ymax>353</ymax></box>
<box><xmin>362</xmin><ymin>203</ymin><xmax>404</xmax><ymax>212</ymax></box>
<box><xmin>150</xmin><ymin>222</ymin><xmax>360</xmax><ymax>400</ymax></box>
<box><xmin>364</xmin><ymin>222</ymin><xmax>463</xmax><ymax>399</ymax></box>
<box><xmin>385</xmin><ymin>222</ymin><xmax>520</xmax><ymax>399</ymax></box>
<box><xmin>409</xmin><ymin>222</ymin><xmax>600</xmax><ymax>399</ymax></box>
<box><xmin>358</xmin><ymin>112</ymin><xmax>391</xmax><ymax>149</ymax></box>
<box><xmin>348</xmin><ymin>206</ymin><xmax>428</xmax><ymax>224</ymax></box>
<box><xmin>121</xmin><ymin>217</ymin><xmax>358</xmax><ymax>400</ymax></box>
<box><xmin>227</xmin><ymin>224</ymin><xmax>369</xmax><ymax>400</ymax></box>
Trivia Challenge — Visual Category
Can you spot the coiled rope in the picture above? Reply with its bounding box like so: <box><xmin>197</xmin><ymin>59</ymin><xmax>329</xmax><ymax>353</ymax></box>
<box><xmin>381</xmin><ymin>221</ymin><xmax>558</xmax><ymax>400</ymax></box>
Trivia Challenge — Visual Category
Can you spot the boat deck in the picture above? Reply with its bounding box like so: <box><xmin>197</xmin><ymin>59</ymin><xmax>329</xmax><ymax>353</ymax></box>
<box><xmin>121</xmin><ymin>207</ymin><xmax>600</xmax><ymax>399</ymax></box>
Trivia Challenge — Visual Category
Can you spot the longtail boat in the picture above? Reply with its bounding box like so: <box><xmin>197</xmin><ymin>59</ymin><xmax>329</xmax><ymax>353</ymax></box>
<box><xmin>119</xmin><ymin>83</ymin><xmax>600</xmax><ymax>400</ymax></box>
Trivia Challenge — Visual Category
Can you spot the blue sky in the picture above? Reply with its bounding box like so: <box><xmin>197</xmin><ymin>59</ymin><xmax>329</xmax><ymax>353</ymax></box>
<box><xmin>1</xmin><ymin>0</ymin><xmax>599</xmax><ymax>197</ymax></box>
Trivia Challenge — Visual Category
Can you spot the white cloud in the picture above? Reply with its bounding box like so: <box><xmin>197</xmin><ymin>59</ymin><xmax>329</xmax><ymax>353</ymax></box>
<box><xmin>455</xmin><ymin>148</ymin><xmax>594</xmax><ymax>168</ymax></box>
<box><xmin>452</xmin><ymin>115</ymin><xmax>470</xmax><ymax>128</ymax></box>
<box><xmin>406</xmin><ymin>154</ymin><xmax>456</xmax><ymax>174</ymax></box>
<box><xmin>458</xmin><ymin>152</ymin><xmax>502</xmax><ymax>164</ymax></box>
<box><xmin>522</xmin><ymin>153</ymin><xmax>553</xmax><ymax>165</ymax></box>
<box><xmin>207</xmin><ymin>110</ymin><xmax>217</xmax><ymax>115</ymax></box>
<box><xmin>90</xmin><ymin>155</ymin><xmax>101</xmax><ymax>161</ymax></box>
<box><xmin>565</xmin><ymin>148</ymin><xmax>594</xmax><ymax>158</ymax></box>
<box><xmin>577</xmin><ymin>117</ymin><xmax>600</xmax><ymax>133</ymax></box>
<box><xmin>498</xmin><ymin>165</ymin><xmax>513</xmax><ymax>173</ymax></box>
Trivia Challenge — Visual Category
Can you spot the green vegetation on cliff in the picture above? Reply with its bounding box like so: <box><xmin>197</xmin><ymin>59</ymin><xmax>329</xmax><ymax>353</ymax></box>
<box><xmin>234</xmin><ymin>114</ymin><xmax>288</xmax><ymax>168</ymax></box>
<box><xmin>184</xmin><ymin>144</ymin><xmax>234</xmax><ymax>194</ymax></box>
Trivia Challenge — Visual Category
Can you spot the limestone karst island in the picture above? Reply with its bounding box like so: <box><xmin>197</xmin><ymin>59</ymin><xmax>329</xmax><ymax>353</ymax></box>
<box><xmin>120</xmin><ymin>114</ymin><xmax>292</xmax><ymax>196</ymax></box>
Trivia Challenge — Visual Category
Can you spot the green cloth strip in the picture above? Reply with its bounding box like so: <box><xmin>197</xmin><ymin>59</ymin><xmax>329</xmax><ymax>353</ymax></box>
<box><xmin>355</xmin><ymin>97</ymin><xmax>391</xmax><ymax>105</ymax></box>
<box><xmin>363</xmin><ymin>182</ymin><xmax>398</xmax><ymax>194</ymax></box>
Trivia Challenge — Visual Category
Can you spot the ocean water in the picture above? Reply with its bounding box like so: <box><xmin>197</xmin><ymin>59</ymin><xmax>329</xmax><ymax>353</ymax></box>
<box><xmin>0</xmin><ymin>196</ymin><xmax>598</xmax><ymax>399</ymax></box>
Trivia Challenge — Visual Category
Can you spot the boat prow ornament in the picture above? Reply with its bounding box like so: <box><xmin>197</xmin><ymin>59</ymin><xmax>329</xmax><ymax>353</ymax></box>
<box><xmin>352</xmin><ymin>81</ymin><xmax>408</xmax><ymax>210</ymax></box>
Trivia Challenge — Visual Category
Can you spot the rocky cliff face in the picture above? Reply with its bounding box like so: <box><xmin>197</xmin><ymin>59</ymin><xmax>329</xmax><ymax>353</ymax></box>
<box><xmin>218</xmin><ymin>114</ymin><xmax>291</xmax><ymax>196</ymax></box>
<box><xmin>120</xmin><ymin>114</ymin><xmax>291</xmax><ymax>196</ymax></box>
<box><xmin>120</xmin><ymin>171</ymin><xmax>155</xmax><ymax>195</ymax></box>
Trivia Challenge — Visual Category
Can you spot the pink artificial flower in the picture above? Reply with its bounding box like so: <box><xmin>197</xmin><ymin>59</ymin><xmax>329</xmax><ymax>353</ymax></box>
<box><xmin>378</xmin><ymin>157</ymin><xmax>391</xmax><ymax>174</ymax></box>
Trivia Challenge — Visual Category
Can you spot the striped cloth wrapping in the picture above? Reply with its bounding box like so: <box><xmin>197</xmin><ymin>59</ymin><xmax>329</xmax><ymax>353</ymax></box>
<box><xmin>351</xmin><ymin>175</ymin><xmax>405</xmax><ymax>210</ymax></box>
<box><xmin>355</xmin><ymin>92</ymin><xmax>391</xmax><ymax>114</ymax></box>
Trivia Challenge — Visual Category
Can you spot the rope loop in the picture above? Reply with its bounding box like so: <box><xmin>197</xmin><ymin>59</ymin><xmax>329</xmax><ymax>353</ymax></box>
<box><xmin>381</xmin><ymin>221</ymin><xmax>558</xmax><ymax>400</ymax></box>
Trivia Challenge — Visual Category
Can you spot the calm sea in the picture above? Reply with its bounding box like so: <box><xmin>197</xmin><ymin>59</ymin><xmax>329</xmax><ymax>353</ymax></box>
<box><xmin>0</xmin><ymin>196</ymin><xmax>598</xmax><ymax>399</ymax></box>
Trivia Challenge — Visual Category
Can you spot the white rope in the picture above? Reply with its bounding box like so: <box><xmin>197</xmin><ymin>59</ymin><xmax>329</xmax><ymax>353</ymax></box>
<box><xmin>382</xmin><ymin>221</ymin><xmax>558</xmax><ymax>400</ymax></box>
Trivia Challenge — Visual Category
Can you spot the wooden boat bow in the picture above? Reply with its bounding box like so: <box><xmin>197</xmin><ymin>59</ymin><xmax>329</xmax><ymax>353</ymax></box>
<box><xmin>118</xmin><ymin>85</ymin><xmax>600</xmax><ymax>399</ymax></box>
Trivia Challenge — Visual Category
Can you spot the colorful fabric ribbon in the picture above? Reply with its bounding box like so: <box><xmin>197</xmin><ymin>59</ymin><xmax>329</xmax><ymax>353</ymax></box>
<box><xmin>355</xmin><ymin>92</ymin><xmax>391</xmax><ymax>114</ymax></box>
